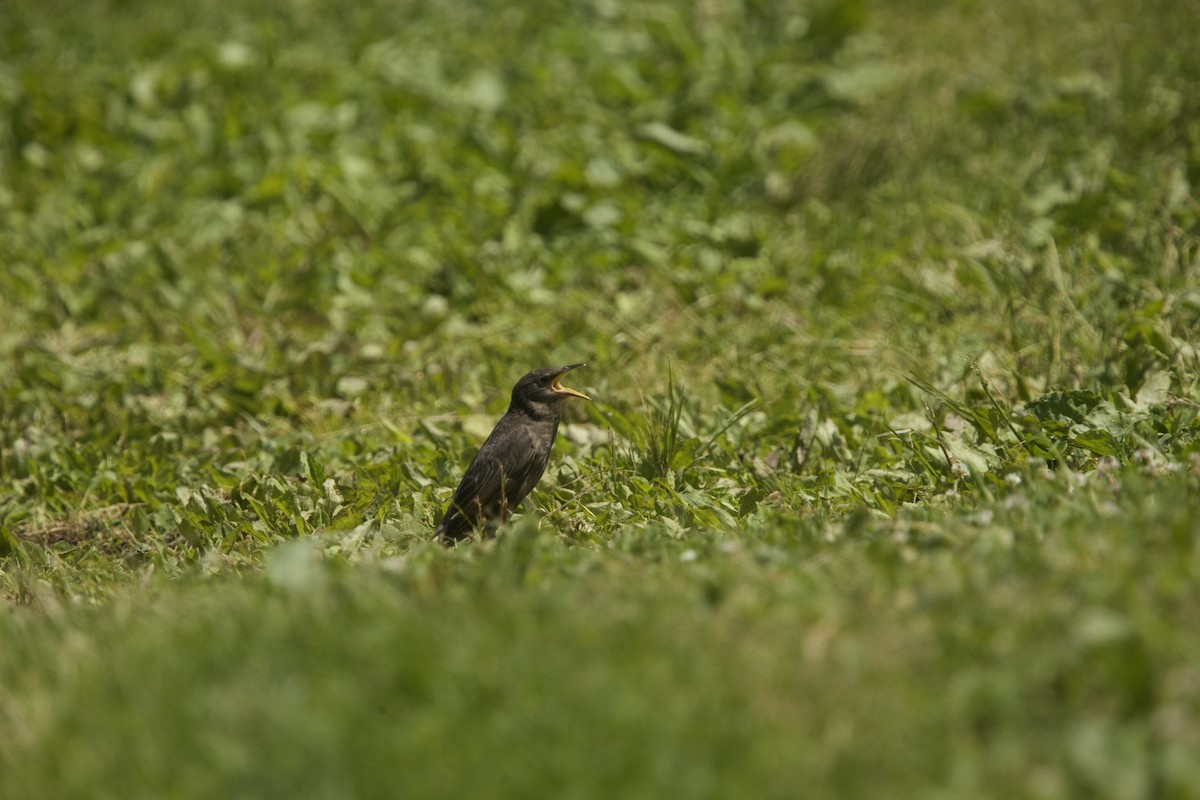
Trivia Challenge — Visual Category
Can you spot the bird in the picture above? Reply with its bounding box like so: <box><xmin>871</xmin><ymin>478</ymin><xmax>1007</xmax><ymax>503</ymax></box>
<box><xmin>435</xmin><ymin>364</ymin><xmax>590</xmax><ymax>541</ymax></box>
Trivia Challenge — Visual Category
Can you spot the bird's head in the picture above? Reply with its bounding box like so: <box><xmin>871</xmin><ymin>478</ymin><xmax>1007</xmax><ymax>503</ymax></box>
<box><xmin>512</xmin><ymin>363</ymin><xmax>590</xmax><ymax>406</ymax></box>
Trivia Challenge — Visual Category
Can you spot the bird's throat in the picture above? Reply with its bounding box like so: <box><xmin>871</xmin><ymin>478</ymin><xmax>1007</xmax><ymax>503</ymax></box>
<box><xmin>510</xmin><ymin>397</ymin><xmax>562</xmax><ymax>423</ymax></box>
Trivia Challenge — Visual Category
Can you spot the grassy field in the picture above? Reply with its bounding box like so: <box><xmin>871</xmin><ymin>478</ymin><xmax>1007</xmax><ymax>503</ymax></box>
<box><xmin>2</xmin><ymin>0</ymin><xmax>1199</xmax><ymax>796</ymax></box>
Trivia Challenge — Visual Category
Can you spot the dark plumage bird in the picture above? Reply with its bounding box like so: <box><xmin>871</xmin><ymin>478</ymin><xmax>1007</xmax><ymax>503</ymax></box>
<box><xmin>435</xmin><ymin>364</ymin><xmax>590</xmax><ymax>541</ymax></box>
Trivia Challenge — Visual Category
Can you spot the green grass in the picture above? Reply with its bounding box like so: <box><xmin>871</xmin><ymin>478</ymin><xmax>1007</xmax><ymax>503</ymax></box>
<box><xmin>2</xmin><ymin>0</ymin><xmax>1200</xmax><ymax>797</ymax></box>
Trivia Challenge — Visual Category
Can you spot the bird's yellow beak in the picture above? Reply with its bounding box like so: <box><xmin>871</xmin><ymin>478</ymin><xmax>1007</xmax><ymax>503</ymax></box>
<box><xmin>551</xmin><ymin>364</ymin><xmax>590</xmax><ymax>400</ymax></box>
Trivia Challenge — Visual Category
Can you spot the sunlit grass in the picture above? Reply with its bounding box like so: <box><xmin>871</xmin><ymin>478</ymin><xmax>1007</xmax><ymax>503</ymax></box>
<box><xmin>1</xmin><ymin>0</ymin><xmax>1199</xmax><ymax>796</ymax></box>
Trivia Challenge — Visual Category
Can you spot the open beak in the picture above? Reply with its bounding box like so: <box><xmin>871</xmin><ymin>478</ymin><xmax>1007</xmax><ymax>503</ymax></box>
<box><xmin>550</xmin><ymin>363</ymin><xmax>590</xmax><ymax>400</ymax></box>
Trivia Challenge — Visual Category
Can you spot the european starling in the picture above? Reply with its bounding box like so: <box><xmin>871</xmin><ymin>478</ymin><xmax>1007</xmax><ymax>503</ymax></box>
<box><xmin>435</xmin><ymin>364</ymin><xmax>589</xmax><ymax>541</ymax></box>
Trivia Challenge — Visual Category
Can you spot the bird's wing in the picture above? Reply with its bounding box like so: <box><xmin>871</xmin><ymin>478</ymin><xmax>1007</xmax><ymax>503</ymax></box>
<box><xmin>446</xmin><ymin>422</ymin><xmax>548</xmax><ymax>524</ymax></box>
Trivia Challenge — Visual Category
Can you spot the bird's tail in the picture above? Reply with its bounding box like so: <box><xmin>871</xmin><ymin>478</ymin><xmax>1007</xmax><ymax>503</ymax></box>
<box><xmin>434</xmin><ymin>517</ymin><xmax>464</xmax><ymax>543</ymax></box>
